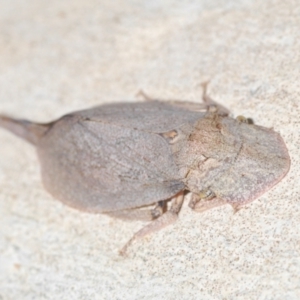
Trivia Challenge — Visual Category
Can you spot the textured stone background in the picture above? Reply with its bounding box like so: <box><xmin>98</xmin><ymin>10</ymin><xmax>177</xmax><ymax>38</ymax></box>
<box><xmin>0</xmin><ymin>0</ymin><xmax>299</xmax><ymax>299</ymax></box>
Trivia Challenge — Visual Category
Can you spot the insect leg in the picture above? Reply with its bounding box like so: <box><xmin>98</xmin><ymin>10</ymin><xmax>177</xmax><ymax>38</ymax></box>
<box><xmin>188</xmin><ymin>190</ymin><xmax>227</xmax><ymax>213</ymax></box>
<box><xmin>135</xmin><ymin>90</ymin><xmax>157</xmax><ymax>101</ymax></box>
<box><xmin>106</xmin><ymin>201</ymin><xmax>167</xmax><ymax>222</ymax></box>
<box><xmin>200</xmin><ymin>81</ymin><xmax>230</xmax><ymax>116</ymax></box>
<box><xmin>119</xmin><ymin>192</ymin><xmax>184</xmax><ymax>255</ymax></box>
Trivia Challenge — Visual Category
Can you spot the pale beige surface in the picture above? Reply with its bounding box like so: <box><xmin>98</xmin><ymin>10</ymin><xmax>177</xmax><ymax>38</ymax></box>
<box><xmin>0</xmin><ymin>0</ymin><xmax>299</xmax><ymax>299</ymax></box>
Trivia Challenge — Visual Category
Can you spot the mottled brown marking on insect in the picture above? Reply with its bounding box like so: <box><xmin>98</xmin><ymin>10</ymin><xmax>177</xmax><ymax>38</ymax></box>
<box><xmin>216</xmin><ymin>123</ymin><xmax>222</xmax><ymax>130</ymax></box>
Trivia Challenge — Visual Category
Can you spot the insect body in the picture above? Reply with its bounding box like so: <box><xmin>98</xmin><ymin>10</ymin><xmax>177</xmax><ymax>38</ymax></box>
<box><xmin>0</xmin><ymin>91</ymin><xmax>290</xmax><ymax>253</ymax></box>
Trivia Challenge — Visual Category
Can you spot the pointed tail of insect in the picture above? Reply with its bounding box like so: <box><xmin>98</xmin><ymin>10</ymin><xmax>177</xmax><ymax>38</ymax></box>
<box><xmin>0</xmin><ymin>115</ymin><xmax>50</xmax><ymax>145</ymax></box>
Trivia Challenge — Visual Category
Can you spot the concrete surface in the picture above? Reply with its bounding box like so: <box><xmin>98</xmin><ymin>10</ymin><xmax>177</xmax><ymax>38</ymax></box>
<box><xmin>0</xmin><ymin>0</ymin><xmax>299</xmax><ymax>299</ymax></box>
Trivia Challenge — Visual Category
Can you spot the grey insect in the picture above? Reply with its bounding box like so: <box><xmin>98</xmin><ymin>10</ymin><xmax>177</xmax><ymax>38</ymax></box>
<box><xmin>0</xmin><ymin>86</ymin><xmax>290</xmax><ymax>254</ymax></box>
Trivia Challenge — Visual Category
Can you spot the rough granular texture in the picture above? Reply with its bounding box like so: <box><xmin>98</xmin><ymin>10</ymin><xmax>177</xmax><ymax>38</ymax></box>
<box><xmin>0</xmin><ymin>0</ymin><xmax>299</xmax><ymax>299</ymax></box>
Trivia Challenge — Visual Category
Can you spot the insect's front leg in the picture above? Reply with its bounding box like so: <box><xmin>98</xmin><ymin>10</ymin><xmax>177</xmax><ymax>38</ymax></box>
<box><xmin>106</xmin><ymin>201</ymin><xmax>167</xmax><ymax>222</ymax></box>
<box><xmin>136</xmin><ymin>82</ymin><xmax>230</xmax><ymax>116</ymax></box>
<box><xmin>200</xmin><ymin>81</ymin><xmax>230</xmax><ymax>116</ymax></box>
<box><xmin>135</xmin><ymin>90</ymin><xmax>156</xmax><ymax>101</ymax></box>
<box><xmin>119</xmin><ymin>191</ymin><xmax>184</xmax><ymax>256</ymax></box>
<box><xmin>188</xmin><ymin>189</ymin><xmax>227</xmax><ymax>213</ymax></box>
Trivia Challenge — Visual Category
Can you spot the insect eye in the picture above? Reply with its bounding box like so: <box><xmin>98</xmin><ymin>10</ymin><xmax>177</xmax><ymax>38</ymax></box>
<box><xmin>236</xmin><ymin>115</ymin><xmax>254</xmax><ymax>124</ymax></box>
<box><xmin>236</xmin><ymin>115</ymin><xmax>248</xmax><ymax>123</ymax></box>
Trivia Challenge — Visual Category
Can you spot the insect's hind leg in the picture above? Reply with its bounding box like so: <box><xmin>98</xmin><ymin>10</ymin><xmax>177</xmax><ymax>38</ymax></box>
<box><xmin>119</xmin><ymin>191</ymin><xmax>184</xmax><ymax>255</ymax></box>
